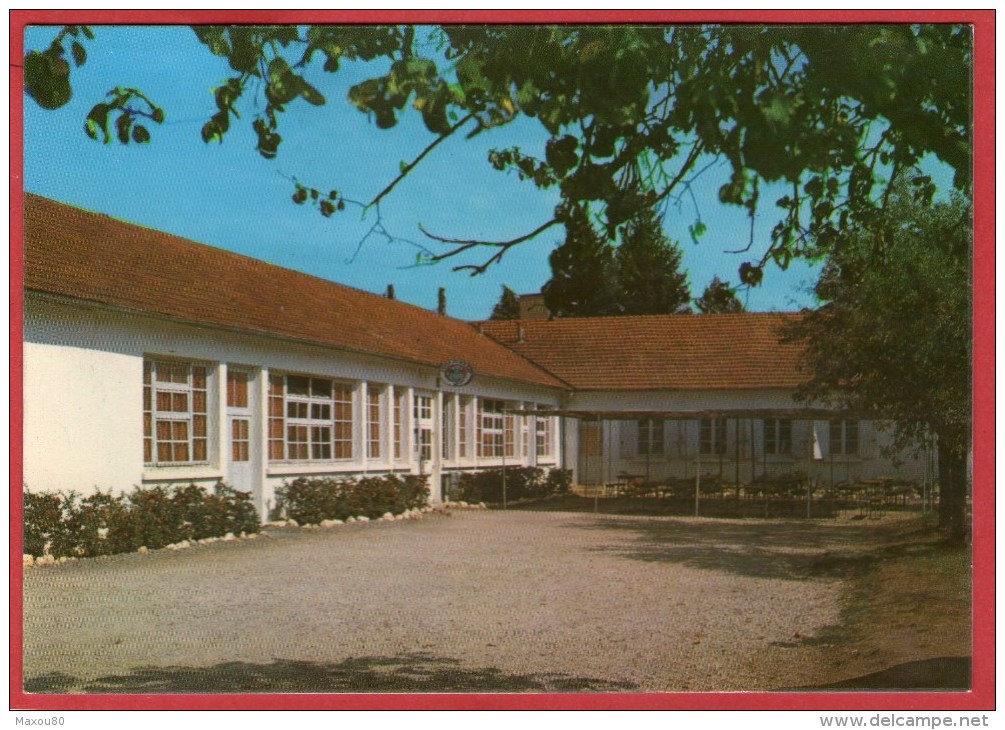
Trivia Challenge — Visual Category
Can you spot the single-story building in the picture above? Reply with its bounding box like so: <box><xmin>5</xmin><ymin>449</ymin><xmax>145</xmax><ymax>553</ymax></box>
<box><xmin>23</xmin><ymin>194</ymin><xmax>931</xmax><ymax>517</ymax></box>
<box><xmin>478</xmin><ymin>318</ymin><xmax>932</xmax><ymax>490</ymax></box>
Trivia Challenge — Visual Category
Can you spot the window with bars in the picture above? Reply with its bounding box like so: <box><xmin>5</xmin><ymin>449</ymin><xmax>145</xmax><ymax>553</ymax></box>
<box><xmin>414</xmin><ymin>394</ymin><xmax>433</xmax><ymax>463</ymax></box>
<box><xmin>699</xmin><ymin>418</ymin><xmax>728</xmax><ymax>455</ymax></box>
<box><xmin>504</xmin><ymin>411</ymin><xmax>517</xmax><ymax>458</ymax></box>
<box><xmin>536</xmin><ymin>405</ymin><xmax>553</xmax><ymax>458</ymax></box>
<box><xmin>829</xmin><ymin>419</ymin><xmax>859</xmax><ymax>456</ymax></box>
<box><xmin>442</xmin><ymin>397</ymin><xmax>452</xmax><ymax>460</ymax></box>
<box><xmin>227</xmin><ymin>370</ymin><xmax>248</xmax><ymax>408</ymax></box>
<box><xmin>367</xmin><ymin>387</ymin><xmax>382</xmax><ymax>460</ymax></box>
<box><xmin>458</xmin><ymin>397</ymin><xmax>470</xmax><ymax>459</ymax></box>
<box><xmin>143</xmin><ymin>359</ymin><xmax>209</xmax><ymax>466</ymax></box>
<box><xmin>763</xmin><ymin>418</ymin><xmax>793</xmax><ymax>455</ymax></box>
<box><xmin>638</xmin><ymin>419</ymin><xmax>664</xmax><ymax>456</ymax></box>
<box><xmin>231</xmin><ymin>419</ymin><xmax>250</xmax><ymax>462</ymax></box>
<box><xmin>478</xmin><ymin>399</ymin><xmax>506</xmax><ymax>458</ymax></box>
<box><xmin>414</xmin><ymin>395</ymin><xmax>432</xmax><ymax>420</ymax></box>
<box><xmin>393</xmin><ymin>390</ymin><xmax>402</xmax><ymax>460</ymax></box>
<box><xmin>267</xmin><ymin>373</ymin><xmax>354</xmax><ymax>461</ymax></box>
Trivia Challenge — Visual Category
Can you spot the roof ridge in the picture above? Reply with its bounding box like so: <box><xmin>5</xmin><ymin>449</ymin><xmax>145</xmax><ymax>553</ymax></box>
<box><xmin>24</xmin><ymin>194</ymin><xmax>566</xmax><ymax>389</ymax></box>
<box><xmin>24</xmin><ymin>192</ymin><xmax>463</xmax><ymax>322</ymax></box>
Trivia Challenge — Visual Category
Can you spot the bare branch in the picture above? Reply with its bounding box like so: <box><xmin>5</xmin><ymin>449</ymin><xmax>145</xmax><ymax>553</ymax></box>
<box><xmin>419</xmin><ymin>217</ymin><xmax>562</xmax><ymax>276</ymax></box>
<box><xmin>649</xmin><ymin>140</ymin><xmax>706</xmax><ymax>208</ymax></box>
<box><xmin>367</xmin><ymin>112</ymin><xmax>476</xmax><ymax>210</ymax></box>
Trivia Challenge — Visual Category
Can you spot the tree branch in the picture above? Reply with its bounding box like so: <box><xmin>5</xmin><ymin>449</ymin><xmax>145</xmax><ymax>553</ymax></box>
<box><xmin>366</xmin><ymin>112</ymin><xmax>476</xmax><ymax>210</ymax></box>
<box><xmin>419</xmin><ymin>217</ymin><xmax>562</xmax><ymax>276</ymax></box>
<box><xmin>649</xmin><ymin>140</ymin><xmax>706</xmax><ymax>208</ymax></box>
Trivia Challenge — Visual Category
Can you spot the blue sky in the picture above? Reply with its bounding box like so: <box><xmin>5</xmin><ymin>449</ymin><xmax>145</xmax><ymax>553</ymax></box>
<box><xmin>23</xmin><ymin>24</ymin><xmax>827</xmax><ymax>320</ymax></box>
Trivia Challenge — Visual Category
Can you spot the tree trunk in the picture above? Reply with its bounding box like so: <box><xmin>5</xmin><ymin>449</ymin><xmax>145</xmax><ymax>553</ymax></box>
<box><xmin>937</xmin><ymin>437</ymin><xmax>968</xmax><ymax>542</ymax></box>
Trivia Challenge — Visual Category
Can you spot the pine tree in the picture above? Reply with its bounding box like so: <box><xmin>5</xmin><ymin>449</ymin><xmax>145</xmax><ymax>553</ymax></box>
<box><xmin>695</xmin><ymin>276</ymin><xmax>745</xmax><ymax>314</ymax></box>
<box><xmin>489</xmin><ymin>285</ymin><xmax>521</xmax><ymax>320</ymax></box>
<box><xmin>614</xmin><ymin>212</ymin><xmax>692</xmax><ymax>315</ymax></box>
<box><xmin>542</xmin><ymin>207</ymin><xmax>620</xmax><ymax>317</ymax></box>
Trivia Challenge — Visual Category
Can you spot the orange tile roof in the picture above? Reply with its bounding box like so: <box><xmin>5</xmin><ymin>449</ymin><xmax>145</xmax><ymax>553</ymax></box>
<box><xmin>24</xmin><ymin>194</ymin><xmax>565</xmax><ymax>390</ymax></box>
<box><xmin>478</xmin><ymin>313</ymin><xmax>808</xmax><ymax>391</ymax></box>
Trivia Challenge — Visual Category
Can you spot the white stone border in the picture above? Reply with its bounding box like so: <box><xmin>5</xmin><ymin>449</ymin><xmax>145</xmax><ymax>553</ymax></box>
<box><xmin>23</xmin><ymin>502</ymin><xmax>489</xmax><ymax>567</ymax></box>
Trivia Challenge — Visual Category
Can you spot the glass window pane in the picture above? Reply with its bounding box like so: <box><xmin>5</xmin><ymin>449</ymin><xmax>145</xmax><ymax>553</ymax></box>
<box><xmin>287</xmin><ymin>375</ymin><xmax>310</xmax><ymax>396</ymax></box>
<box><xmin>228</xmin><ymin>371</ymin><xmax>248</xmax><ymax>408</ymax></box>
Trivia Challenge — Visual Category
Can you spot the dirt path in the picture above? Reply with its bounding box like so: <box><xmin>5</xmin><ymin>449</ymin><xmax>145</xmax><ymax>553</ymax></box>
<box><xmin>20</xmin><ymin>510</ymin><xmax>969</xmax><ymax>694</ymax></box>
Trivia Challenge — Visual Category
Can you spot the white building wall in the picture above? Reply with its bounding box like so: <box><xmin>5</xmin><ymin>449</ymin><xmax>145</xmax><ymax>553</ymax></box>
<box><xmin>24</xmin><ymin>341</ymin><xmax>142</xmax><ymax>494</ymax></box>
<box><xmin>565</xmin><ymin>389</ymin><xmax>927</xmax><ymax>487</ymax></box>
<box><xmin>24</xmin><ymin>294</ymin><xmax>564</xmax><ymax>516</ymax></box>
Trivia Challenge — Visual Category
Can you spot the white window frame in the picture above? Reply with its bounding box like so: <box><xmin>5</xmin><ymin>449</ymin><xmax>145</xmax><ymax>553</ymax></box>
<box><xmin>367</xmin><ymin>386</ymin><xmax>384</xmax><ymax>461</ymax></box>
<box><xmin>763</xmin><ymin>418</ymin><xmax>793</xmax><ymax>456</ymax></box>
<box><xmin>830</xmin><ymin>419</ymin><xmax>860</xmax><ymax>456</ymax></box>
<box><xmin>143</xmin><ymin>359</ymin><xmax>210</xmax><ymax>467</ymax></box>
<box><xmin>478</xmin><ymin>399</ymin><xmax>506</xmax><ymax>458</ymax></box>
<box><xmin>699</xmin><ymin>417</ymin><xmax>728</xmax><ymax>456</ymax></box>
<box><xmin>535</xmin><ymin>405</ymin><xmax>555</xmax><ymax>460</ymax></box>
<box><xmin>637</xmin><ymin>418</ymin><xmax>664</xmax><ymax>456</ymax></box>
<box><xmin>267</xmin><ymin>373</ymin><xmax>354</xmax><ymax>462</ymax></box>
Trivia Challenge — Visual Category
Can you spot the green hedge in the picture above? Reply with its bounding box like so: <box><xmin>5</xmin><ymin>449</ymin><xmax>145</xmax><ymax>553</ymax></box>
<box><xmin>457</xmin><ymin>467</ymin><xmax>572</xmax><ymax>504</ymax></box>
<box><xmin>23</xmin><ymin>482</ymin><xmax>259</xmax><ymax>559</ymax></box>
<box><xmin>275</xmin><ymin>474</ymin><xmax>429</xmax><ymax>525</ymax></box>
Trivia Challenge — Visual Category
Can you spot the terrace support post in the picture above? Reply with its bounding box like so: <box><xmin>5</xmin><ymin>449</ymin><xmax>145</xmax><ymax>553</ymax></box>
<box><xmin>501</xmin><ymin>433</ymin><xmax>507</xmax><ymax>510</ymax></box>
<box><xmin>695</xmin><ymin>423</ymin><xmax>701</xmax><ymax>518</ymax></box>
<box><xmin>807</xmin><ymin>473</ymin><xmax>812</xmax><ymax>519</ymax></box>
<box><xmin>734</xmin><ymin>418</ymin><xmax>740</xmax><ymax>502</ymax></box>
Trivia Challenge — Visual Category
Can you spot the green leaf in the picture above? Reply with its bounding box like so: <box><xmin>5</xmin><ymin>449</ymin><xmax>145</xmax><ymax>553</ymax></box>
<box><xmin>24</xmin><ymin>50</ymin><xmax>72</xmax><ymax>110</ymax></box>
<box><xmin>688</xmin><ymin>220</ymin><xmax>707</xmax><ymax>245</ymax></box>
<box><xmin>71</xmin><ymin>41</ymin><xmax>87</xmax><ymax>68</ymax></box>
<box><xmin>771</xmin><ymin>247</ymin><xmax>792</xmax><ymax>270</ymax></box>
<box><xmin>132</xmin><ymin>125</ymin><xmax>150</xmax><ymax>144</ymax></box>
<box><xmin>116</xmin><ymin>114</ymin><xmax>131</xmax><ymax>144</ymax></box>
<box><xmin>300</xmin><ymin>82</ymin><xmax>326</xmax><ymax>106</ymax></box>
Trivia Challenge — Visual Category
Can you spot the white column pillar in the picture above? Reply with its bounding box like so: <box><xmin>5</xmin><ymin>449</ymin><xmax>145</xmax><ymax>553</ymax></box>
<box><xmin>257</xmin><ymin>367</ymin><xmax>273</xmax><ymax>520</ymax></box>
<box><xmin>356</xmin><ymin>381</ymin><xmax>368</xmax><ymax>472</ymax></box>
<box><xmin>384</xmin><ymin>384</ymin><xmax>395</xmax><ymax>471</ymax></box>
<box><xmin>215</xmin><ymin>362</ymin><xmax>228</xmax><ymax>474</ymax></box>
<box><xmin>405</xmin><ymin>386</ymin><xmax>415</xmax><ymax>471</ymax></box>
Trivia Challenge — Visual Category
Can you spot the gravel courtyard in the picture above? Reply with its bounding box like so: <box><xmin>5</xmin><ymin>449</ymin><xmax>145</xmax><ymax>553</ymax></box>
<box><xmin>21</xmin><ymin>509</ymin><xmax>949</xmax><ymax>693</ymax></box>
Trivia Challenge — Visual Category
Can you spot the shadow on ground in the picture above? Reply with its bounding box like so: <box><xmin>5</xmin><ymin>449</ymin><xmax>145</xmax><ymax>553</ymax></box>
<box><xmin>790</xmin><ymin>656</ymin><xmax>971</xmax><ymax>691</ymax></box>
<box><xmin>567</xmin><ymin>516</ymin><xmax>934</xmax><ymax>582</ymax></box>
<box><xmin>23</xmin><ymin>652</ymin><xmax>638</xmax><ymax>694</ymax></box>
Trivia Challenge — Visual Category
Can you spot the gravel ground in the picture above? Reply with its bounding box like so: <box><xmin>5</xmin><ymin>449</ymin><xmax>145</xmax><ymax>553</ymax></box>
<box><xmin>21</xmin><ymin>509</ymin><xmax>923</xmax><ymax>693</ymax></box>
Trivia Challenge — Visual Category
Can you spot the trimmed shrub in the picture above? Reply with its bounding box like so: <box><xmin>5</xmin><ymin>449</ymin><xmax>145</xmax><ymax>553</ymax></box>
<box><xmin>458</xmin><ymin>467</ymin><xmax>572</xmax><ymax>503</ymax></box>
<box><xmin>545</xmin><ymin>468</ymin><xmax>573</xmax><ymax>496</ymax></box>
<box><xmin>276</xmin><ymin>474</ymin><xmax>429</xmax><ymax>524</ymax></box>
<box><xmin>22</xmin><ymin>481</ymin><xmax>260</xmax><ymax>559</ymax></box>
<box><xmin>23</xmin><ymin>491</ymin><xmax>64</xmax><ymax>558</ymax></box>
